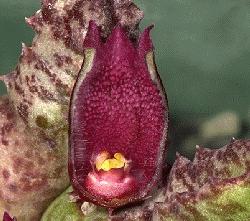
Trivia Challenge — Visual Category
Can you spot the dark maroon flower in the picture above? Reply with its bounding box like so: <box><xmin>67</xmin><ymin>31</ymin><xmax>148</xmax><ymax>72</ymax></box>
<box><xmin>69</xmin><ymin>21</ymin><xmax>168</xmax><ymax>208</ymax></box>
<box><xmin>3</xmin><ymin>212</ymin><xmax>16</xmax><ymax>221</ymax></box>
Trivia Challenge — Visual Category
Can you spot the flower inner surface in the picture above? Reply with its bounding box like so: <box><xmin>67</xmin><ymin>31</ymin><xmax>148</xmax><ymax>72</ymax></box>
<box><xmin>69</xmin><ymin>24</ymin><xmax>167</xmax><ymax>206</ymax></box>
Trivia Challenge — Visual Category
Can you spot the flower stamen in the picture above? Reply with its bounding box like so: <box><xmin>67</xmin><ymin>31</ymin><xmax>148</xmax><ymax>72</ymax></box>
<box><xmin>95</xmin><ymin>151</ymin><xmax>127</xmax><ymax>171</ymax></box>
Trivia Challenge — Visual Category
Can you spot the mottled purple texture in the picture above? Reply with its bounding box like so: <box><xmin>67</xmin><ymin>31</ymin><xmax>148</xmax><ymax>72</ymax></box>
<box><xmin>0</xmin><ymin>0</ymin><xmax>142</xmax><ymax>220</ymax></box>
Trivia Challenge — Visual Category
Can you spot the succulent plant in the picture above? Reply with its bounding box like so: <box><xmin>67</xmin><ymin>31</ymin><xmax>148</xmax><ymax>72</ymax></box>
<box><xmin>0</xmin><ymin>0</ymin><xmax>142</xmax><ymax>220</ymax></box>
<box><xmin>1</xmin><ymin>0</ymin><xmax>250</xmax><ymax>221</ymax></box>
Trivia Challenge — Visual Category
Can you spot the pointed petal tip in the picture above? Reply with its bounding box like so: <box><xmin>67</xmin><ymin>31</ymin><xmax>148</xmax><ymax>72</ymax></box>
<box><xmin>105</xmin><ymin>23</ymin><xmax>134</xmax><ymax>52</ymax></box>
<box><xmin>138</xmin><ymin>24</ymin><xmax>155</xmax><ymax>54</ymax></box>
<box><xmin>88</xmin><ymin>20</ymin><xmax>98</xmax><ymax>30</ymax></box>
<box><xmin>109</xmin><ymin>23</ymin><xmax>128</xmax><ymax>40</ymax></box>
<box><xmin>140</xmin><ymin>24</ymin><xmax>155</xmax><ymax>40</ymax></box>
<box><xmin>145</xmin><ymin>24</ymin><xmax>155</xmax><ymax>33</ymax></box>
<box><xmin>83</xmin><ymin>20</ymin><xmax>101</xmax><ymax>48</ymax></box>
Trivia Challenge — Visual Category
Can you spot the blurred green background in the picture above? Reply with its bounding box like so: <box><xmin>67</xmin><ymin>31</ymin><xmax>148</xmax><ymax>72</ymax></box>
<box><xmin>0</xmin><ymin>0</ymin><xmax>250</xmax><ymax>158</ymax></box>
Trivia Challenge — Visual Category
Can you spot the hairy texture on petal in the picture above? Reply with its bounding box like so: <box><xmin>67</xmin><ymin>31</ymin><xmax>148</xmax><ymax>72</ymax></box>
<box><xmin>0</xmin><ymin>0</ymin><xmax>142</xmax><ymax>220</ymax></box>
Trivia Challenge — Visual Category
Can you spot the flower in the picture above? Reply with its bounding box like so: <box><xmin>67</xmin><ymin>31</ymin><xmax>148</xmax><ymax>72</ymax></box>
<box><xmin>69</xmin><ymin>21</ymin><xmax>168</xmax><ymax>208</ymax></box>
